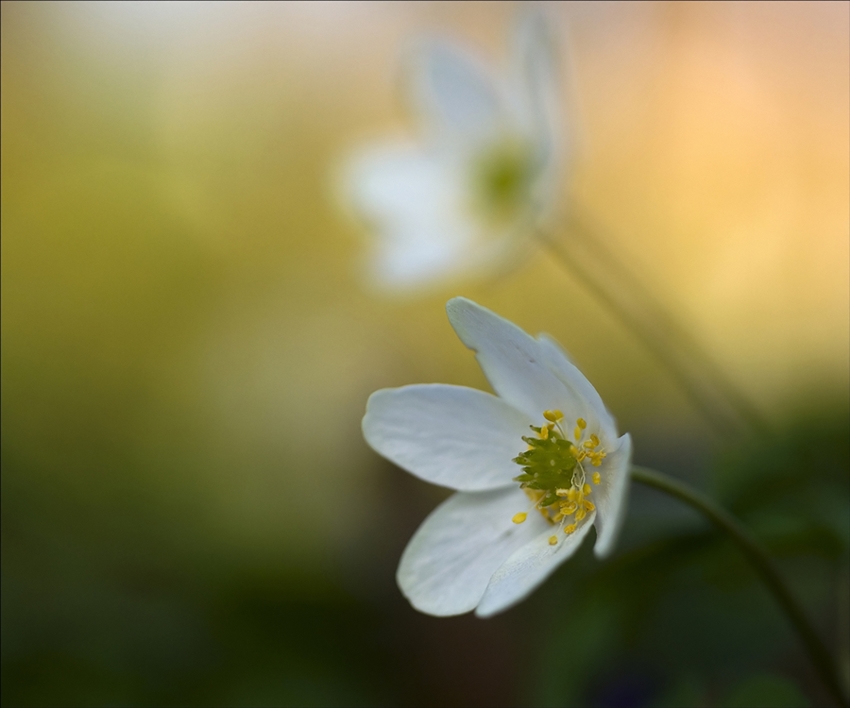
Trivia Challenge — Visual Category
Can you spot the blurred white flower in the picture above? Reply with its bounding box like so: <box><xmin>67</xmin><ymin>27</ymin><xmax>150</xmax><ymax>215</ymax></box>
<box><xmin>362</xmin><ymin>298</ymin><xmax>631</xmax><ymax>617</ymax></box>
<box><xmin>344</xmin><ymin>8</ymin><xmax>563</xmax><ymax>290</ymax></box>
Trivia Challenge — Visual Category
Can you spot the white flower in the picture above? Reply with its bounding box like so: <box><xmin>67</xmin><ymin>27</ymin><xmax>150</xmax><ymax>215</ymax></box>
<box><xmin>344</xmin><ymin>8</ymin><xmax>562</xmax><ymax>290</ymax></box>
<box><xmin>362</xmin><ymin>298</ymin><xmax>632</xmax><ymax>617</ymax></box>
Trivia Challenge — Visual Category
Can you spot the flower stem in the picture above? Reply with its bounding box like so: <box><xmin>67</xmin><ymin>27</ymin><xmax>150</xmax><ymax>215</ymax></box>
<box><xmin>631</xmin><ymin>464</ymin><xmax>849</xmax><ymax>708</ymax></box>
<box><xmin>536</xmin><ymin>209</ymin><xmax>769</xmax><ymax>439</ymax></box>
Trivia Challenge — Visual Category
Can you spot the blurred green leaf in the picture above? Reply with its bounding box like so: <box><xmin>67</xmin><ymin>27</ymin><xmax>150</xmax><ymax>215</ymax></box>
<box><xmin>722</xmin><ymin>675</ymin><xmax>810</xmax><ymax>708</ymax></box>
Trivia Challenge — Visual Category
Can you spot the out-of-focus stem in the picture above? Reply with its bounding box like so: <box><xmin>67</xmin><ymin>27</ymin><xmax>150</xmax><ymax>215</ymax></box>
<box><xmin>536</xmin><ymin>208</ymin><xmax>769</xmax><ymax>438</ymax></box>
<box><xmin>631</xmin><ymin>465</ymin><xmax>849</xmax><ymax>708</ymax></box>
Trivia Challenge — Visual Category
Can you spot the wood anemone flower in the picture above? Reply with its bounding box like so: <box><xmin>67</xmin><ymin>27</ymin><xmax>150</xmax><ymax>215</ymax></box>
<box><xmin>363</xmin><ymin>298</ymin><xmax>632</xmax><ymax>617</ymax></box>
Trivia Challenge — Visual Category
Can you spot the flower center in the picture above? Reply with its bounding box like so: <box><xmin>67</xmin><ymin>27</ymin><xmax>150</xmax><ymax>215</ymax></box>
<box><xmin>510</xmin><ymin>410</ymin><xmax>607</xmax><ymax>546</ymax></box>
<box><xmin>471</xmin><ymin>139</ymin><xmax>535</xmax><ymax>224</ymax></box>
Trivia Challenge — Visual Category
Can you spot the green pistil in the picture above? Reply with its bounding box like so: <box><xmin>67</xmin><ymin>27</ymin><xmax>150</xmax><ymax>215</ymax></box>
<box><xmin>473</xmin><ymin>142</ymin><xmax>535</xmax><ymax>221</ymax></box>
<box><xmin>512</xmin><ymin>426</ymin><xmax>578</xmax><ymax>508</ymax></box>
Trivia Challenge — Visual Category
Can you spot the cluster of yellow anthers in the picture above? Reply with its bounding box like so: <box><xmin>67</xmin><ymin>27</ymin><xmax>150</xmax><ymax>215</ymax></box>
<box><xmin>511</xmin><ymin>410</ymin><xmax>607</xmax><ymax>547</ymax></box>
<box><xmin>570</xmin><ymin>421</ymin><xmax>607</xmax><ymax>469</ymax></box>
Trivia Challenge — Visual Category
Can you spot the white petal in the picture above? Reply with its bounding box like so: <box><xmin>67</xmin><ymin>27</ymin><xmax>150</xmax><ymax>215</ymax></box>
<box><xmin>445</xmin><ymin>298</ymin><xmax>582</xmax><ymax>422</ymax></box>
<box><xmin>343</xmin><ymin>145</ymin><xmax>478</xmax><ymax>288</ymax></box>
<box><xmin>398</xmin><ymin>487</ymin><xmax>549</xmax><ymax>616</ymax></box>
<box><xmin>536</xmin><ymin>333</ymin><xmax>618</xmax><ymax>443</ymax></box>
<box><xmin>367</xmin><ymin>224</ymin><xmax>469</xmax><ymax>289</ymax></box>
<box><xmin>475</xmin><ymin>511</ymin><xmax>596</xmax><ymax>617</ymax></box>
<box><xmin>362</xmin><ymin>384</ymin><xmax>533</xmax><ymax>491</ymax></box>
<box><xmin>344</xmin><ymin>144</ymin><xmax>462</xmax><ymax>234</ymax></box>
<box><xmin>591</xmin><ymin>433</ymin><xmax>633</xmax><ymax>559</ymax></box>
<box><xmin>511</xmin><ymin>5</ymin><xmax>560</xmax><ymax>162</ymax></box>
<box><xmin>408</xmin><ymin>40</ymin><xmax>504</xmax><ymax>150</ymax></box>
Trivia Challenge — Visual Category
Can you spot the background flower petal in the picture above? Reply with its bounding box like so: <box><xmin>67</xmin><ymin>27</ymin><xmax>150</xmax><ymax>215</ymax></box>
<box><xmin>511</xmin><ymin>5</ymin><xmax>561</xmax><ymax>170</ymax></box>
<box><xmin>591</xmin><ymin>433</ymin><xmax>633</xmax><ymax>559</ymax></box>
<box><xmin>446</xmin><ymin>297</ymin><xmax>583</xmax><ymax>422</ymax></box>
<box><xmin>407</xmin><ymin>40</ymin><xmax>504</xmax><ymax>151</ymax></box>
<box><xmin>475</xmin><ymin>511</ymin><xmax>596</xmax><ymax>617</ymax></box>
<box><xmin>344</xmin><ymin>144</ymin><xmax>533</xmax><ymax>289</ymax></box>
<box><xmin>397</xmin><ymin>487</ymin><xmax>549</xmax><ymax>617</ymax></box>
<box><xmin>345</xmin><ymin>144</ymin><xmax>457</xmax><ymax>225</ymax></box>
<box><xmin>363</xmin><ymin>384</ymin><xmax>532</xmax><ymax>491</ymax></box>
<box><xmin>344</xmin><ymin>145</ymin><xmax>481</xmax><ymax>287</ymax></box>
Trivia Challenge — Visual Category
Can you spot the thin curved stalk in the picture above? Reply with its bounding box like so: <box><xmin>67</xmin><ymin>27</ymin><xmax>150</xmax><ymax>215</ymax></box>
<box><xmin>536</xmin><ymin>209</ymin><xmax>769</xmax><ymax>438</ymax></box>
<box><xmin>631</xmin><ymin>464</ymin><xmax>849</xmax><ymax>708</ymax></box>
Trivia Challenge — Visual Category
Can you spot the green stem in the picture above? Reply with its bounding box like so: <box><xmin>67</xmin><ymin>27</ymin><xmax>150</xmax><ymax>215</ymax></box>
<box><xmin>536</xmin><ymin>210</ymin><xmax>769</xmax><ymax>438</ymax></box>
<box><xmin>631</xmin><ymin>465</ymin><xmax>849</xmax><ymax>708</ymax></box>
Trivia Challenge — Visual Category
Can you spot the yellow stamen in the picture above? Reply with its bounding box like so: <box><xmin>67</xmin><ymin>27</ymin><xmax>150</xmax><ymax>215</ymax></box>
<box><xmin>583</xmin><ymin>500</ymin><xmax>595</xmax><ymax>511</ymax></box>
<box><xmin>567</xmin><ymin>488</ymin><xmax>578</xmax><ymax>502</ymax></box>
<box><xmin>512</xmin><ymin>512</ymin><xmax>527</xmax><ymax>524</ymax></box>
<box><xmin>561</xmin><ymin>502</ymin><xmax>577</xmax><ymax>514</ymax></box>
<box><xmin>589</xmin><ymin>434</ymin><xmax>600</xmax><ymax>447</ymax></box>
<box><xmin>592</xmin><ymin>472</ymin><xmax>601</xmax><ymax>485</ymax></box>
<box><xmin>575</xmin><ymin>508</ymin><xmax>586</xmax><ymax>521</ymax></box>
<box><xmin>555</xmin><ymin>488</ymin><xmax>570</xmax><ymax>497</ymax></box>
<box><xmin>539</xmin><ymin>425</ymin><xmax>549</xmax><ymax>440</ymax></box>
<box><xmin>565</xmin><ymin>524</ymin><xmax>577</xmax><ymax>534</ymax></box>
<box><xmin>576</xmin><ymin>418</ymin><xmax>587</xmax><ymax>430</ymax></box>
<box><xmin>583</xmin><ymin>484</ymin><xmax>592</xmax><ymax>496</ymax></box>
<box><xmin>548</xmin><ymin>536</ymin><xmax>558</xmax><ymax>545</ymax></box>
<box><xmin>543</xmin><ymin>410</ymin><xmax>564</xmax><ymax>423</ymax></box>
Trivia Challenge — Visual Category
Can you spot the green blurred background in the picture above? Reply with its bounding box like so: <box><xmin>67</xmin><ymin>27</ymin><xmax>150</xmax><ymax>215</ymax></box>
<box><xmin>2</xmin><ymin>2</ymin><xmax>848</xmax><ymax>706</ymax></box>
